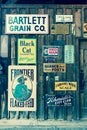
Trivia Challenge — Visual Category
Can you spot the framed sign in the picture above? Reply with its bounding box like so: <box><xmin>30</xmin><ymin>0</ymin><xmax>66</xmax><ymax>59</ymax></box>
<box><xmin>18</xmin><ymin>38</ymin><xmax>36</xmax><ymax>64</ymax></box>
<box><xmin>8</xmin><ymin>65</ymin><xmax>36</xmax><ymax>111</ymax></box>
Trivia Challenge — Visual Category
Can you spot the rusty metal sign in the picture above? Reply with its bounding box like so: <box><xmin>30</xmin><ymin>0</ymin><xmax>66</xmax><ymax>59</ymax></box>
<box><xmin>50</xmin><ymin>24</ymin><xmax>70</xmax><ymax>34</ymax></box>
<box><xmin>55</xmin><ymin>82</ymin><xmax>77</xmax><ymax>91</ymax></box>
<box><xmin>43</xmin><ymin>63</ymin><xmax>66</xmax><ymax>72</ymax></box>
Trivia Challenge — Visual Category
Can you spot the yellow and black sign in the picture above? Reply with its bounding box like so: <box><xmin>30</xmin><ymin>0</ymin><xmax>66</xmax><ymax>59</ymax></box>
<box><xmin>55</xmin><ymin>82</ymin><xmax>77</xmax><ymax>91</ymax></box>
<box><xmin>50</xmin><ymin>24</ymin><xmax>70</xmax><ymax>34</ymax></box>
<box><xmin>43</xmin><ymin>63</ymin><xmax>66</xmax><ymax>72</ymax></box>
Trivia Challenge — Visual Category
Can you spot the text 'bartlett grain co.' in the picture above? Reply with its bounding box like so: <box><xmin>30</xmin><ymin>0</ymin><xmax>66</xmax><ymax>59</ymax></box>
<box><xmin>6</xmin><ymin>14</ymin><xmax>49</xmax><ymax>34</ymax></box>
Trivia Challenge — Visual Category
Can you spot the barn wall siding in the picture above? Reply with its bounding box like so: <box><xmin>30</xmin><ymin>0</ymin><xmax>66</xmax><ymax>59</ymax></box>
<box><xmin>0</xmin><ymin>4</ymin><xmax>87</xmax><ymax>121</ymax></box>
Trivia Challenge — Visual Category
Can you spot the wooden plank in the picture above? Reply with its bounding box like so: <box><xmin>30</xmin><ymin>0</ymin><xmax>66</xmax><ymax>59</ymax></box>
<box><xmin>74</xmin><ymin>9</ymin><xmax>82</xmax><ymax>37</ymax></box>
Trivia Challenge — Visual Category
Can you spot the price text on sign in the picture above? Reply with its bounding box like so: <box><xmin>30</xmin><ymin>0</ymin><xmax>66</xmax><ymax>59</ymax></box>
<box><xmin>55</xmin><ymin>82</ymin><xmax>77</xmax><ymax>91</ymax></box>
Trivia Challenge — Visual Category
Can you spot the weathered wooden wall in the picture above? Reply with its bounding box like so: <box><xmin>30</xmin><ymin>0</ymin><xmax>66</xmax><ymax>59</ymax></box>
<box><xmin>0</xmin><ymin>4</ymin><xmax>87</xmax><ymax>121</ymax></box>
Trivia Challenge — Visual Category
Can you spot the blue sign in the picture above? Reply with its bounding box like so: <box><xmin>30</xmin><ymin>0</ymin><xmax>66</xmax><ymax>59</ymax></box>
<box><xmin>45</xmin><ymin>94</ymin><xmax>73</xmax><ymax>106</ymax></box>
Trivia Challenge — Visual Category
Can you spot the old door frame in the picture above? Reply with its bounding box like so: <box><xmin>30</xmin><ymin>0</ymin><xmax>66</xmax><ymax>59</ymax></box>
<box><xmin>76</xmin><ymin>37</ymin><xmax>87</xmax><ymax>120</ymax></box>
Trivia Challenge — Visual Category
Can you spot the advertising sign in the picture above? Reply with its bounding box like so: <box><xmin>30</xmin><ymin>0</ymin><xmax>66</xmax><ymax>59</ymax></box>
<box><xmin>55</xmin><ymin>82</ymin><xmax>77</xmax><ymax>91</ymax></box>
<box><xmin>18</xmin><ymin>38</ymin><xmax>36</xmax><ymax>64</ymax></box>
<box><xmin>56</xmin><ymin>15</ymin><xmax>73</xmax><ymax>22</ymax></box>
<box><xmin>50</xmin><ymin>24</ymin><xmax>69</xmax><ymax>34</ymax></box>
<box><xmin>42</xmin><ymin>46</ymin><xmax>59</xmax><ymax>56</ymax></box>
<box><xmin>45</xmin><ymin>94</ymin><xmax>73</xmax><ymax>106</ymax></box>
<box><xmin>43</xmin><ymin>63</ymin><xmax>66</xmax><ymax>72</ymax></box>
<box><xmin>8</xmin><ymin>65</ymin><xmax>36</xmax><ymax>111</ymax></box>
<box><xmin>64</xmin><ymin>45</ymin><xmax>74</xmax><ymax>63</ymax></box>
<box><xmin>83</xmin><ymin>23</ymin><xmax>87</xmax><ymax>32</ymax></box>
<box><xmin>6</xmin><ymin>14</ymin><xmax>48</xmax><ymax>34</ymax></box>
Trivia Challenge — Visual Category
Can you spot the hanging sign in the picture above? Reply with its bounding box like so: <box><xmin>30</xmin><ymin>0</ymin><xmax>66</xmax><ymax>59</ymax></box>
<box><xmin>64</xmin><ymin>45</ymin><xmax>74</xmax><ymax>63</ymax></box>
<box><xmin>6</xmin><ymin>14</ymin><xmax>48</xmax><ymax>34</ymax></box>
<box><xmin>50</xmin><ymin>24</ymin><xmax>69</xmax><ymax>34</ymax></box>
<box><xmin>43</xmin><ymin>63</ymin><xmax>66</xmax><ymax>72</ymax></box>
<box><xmin>45</xmin><ymin>94</ymin><xmax>73</xmax><ymax>106</ymax></box>
<box><xmin>55</xmin><ymin>82</ymin><xmax>77</xmax><ymax>91</ymax></box>
<box><xmin>8</xmin><ymin>65</ymin><xmax>36</xmax><ymax>111</ymax></box>
<box><xmin>18</xmin><ymin>38</ymin><xmax>36</xmax><ymax>64</ymax></box>
<box><xmin>56</xmin><ymin>15</ymin><xmax>73</xmax><ymax>22</ymax></box>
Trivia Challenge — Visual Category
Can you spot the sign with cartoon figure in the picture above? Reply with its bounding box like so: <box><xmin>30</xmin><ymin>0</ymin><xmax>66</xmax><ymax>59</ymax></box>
<box><xmin>18</xmin><ymin>38</ymin><xmax>36</xmax><ymax>64</ymax></box>
<box><xmin>8</xmin><ymin>65</ymin><xmax>36</xmax><ymax>111</ymax></box>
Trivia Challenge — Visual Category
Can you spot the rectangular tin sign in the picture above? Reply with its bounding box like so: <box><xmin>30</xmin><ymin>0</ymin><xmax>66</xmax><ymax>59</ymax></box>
<box><xmin>18</xmin><ymin>38</ymin><xmax>36</xmax><ymax>64</ymax></box>
<box><xmin>6</xmin><ymin>14</ymin><xmax>49</xmax><ymax>34</ymax></box>
<box><xmin>50</xmin><ymin>24</ymin><xmax>70</xmax><ymax>34</ymax></box>
<box><xmin>45</xmin><ymin>94</ymin><xmax>73</xmax><ymax>106</ymax></box>
<box><xmin>64</xmin><ymin>45</ymin><xmax>74</xmax><ymax>64</ymax></box>
<box><xmin>56</xmin><ymin>15</ymin><xmax>73</xmax><ymax>22</ymax></box>
<box><xmin>55</xmin><ymin>82</ymin><xmax>77</xmax><ymax>91</ymax></box>
<box><xmin>42</xmin><ymin>46</ymin><xmax>60</xmax><ymax>56</ymax></box>
<box><xmin>43</xmin><ymin>63</ymin><xmax>66</xmax><ymax>72</ymax></box>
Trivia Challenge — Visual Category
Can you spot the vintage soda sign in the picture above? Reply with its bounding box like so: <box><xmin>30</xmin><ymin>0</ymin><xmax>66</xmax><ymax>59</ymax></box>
<box><xmin>6</xmin><ymin>14</ymin><xmax>49</xmax><ymax>34</ymax></box>
<box><xmin>55</xmin><ymin>82</ymin><xmax>77</xmax><ymax>91</ymax></box>
<box><xmin>43</xmin><ymin>63</ymin><xmax>66</xmax><ymax>72</ymax></box>
<box><xmin>45</xmin><ymin>94</ymin><xmax>73</xmax><ymax>106</ymax></box>
<box><xmin>8</xmin><ymin>65</ymin><xmax>36</xmax><ymax>111</ymax></box>
<box><xmin>18</xmin><ymin>38</ymin><xmax>36</xmax><ymax>64</ymax></box>
<box><xmin>42</xmin><ymin>46</ymin><xmax>58</xmax><ymax>56</ymax></box>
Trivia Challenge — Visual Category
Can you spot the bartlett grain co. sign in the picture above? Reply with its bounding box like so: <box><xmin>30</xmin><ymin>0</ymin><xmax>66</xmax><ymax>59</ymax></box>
<box><xmin>6</xmin><ymin>14</ymin><xmax>48</xmax><ymax>34</ymax></box>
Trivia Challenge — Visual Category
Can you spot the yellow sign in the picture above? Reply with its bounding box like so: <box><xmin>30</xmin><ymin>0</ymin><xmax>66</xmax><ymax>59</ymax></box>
<box><xmin>50</xmin><ymin>24</ymin><xmax>69</xmax><ymax>34</ymax></box>
<box><xmin>18</xmin><ymin>38</ymin><xmax>36</xmax><ymax>64</ymax></box>
<box><xmin>55</xmin><ymin>82</ymin><xmax>77</xmax><ymax>91</ymax></box>
<box><xmin>83</xmin><ymin>23</ymin><xmax>87</xmax><ymax>32</ymax></box>
<box><xmin>43</xmin><ymin>63</ymin><xmax>66</xmax><ymax>72</ymax></box>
